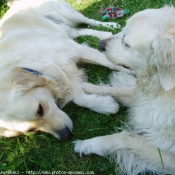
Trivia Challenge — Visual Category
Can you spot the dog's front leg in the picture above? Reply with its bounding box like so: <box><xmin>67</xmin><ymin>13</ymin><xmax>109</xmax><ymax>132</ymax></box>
<box><xmin>74</xmin><ymin>28</ymin><xmax>113</xmax><ymax>40</ymax></box>
<box><xmin>74</xmin><ymin>131</ymin><xmax>175</xmax><ymax>174</ymax></box>
<box><xmin>82</xmin><ymin>82</ymin><xmax>133</xmax><ymax>106</ymax></box>
<box><xmin>77</xmin><ymin>44</ymin><xmax>131</xmax><ymax>73</ymax></box>
<box><xmin>73</xmin><ymin>86</ymin><xmax>119</xmax><ymax>114</ymax></box>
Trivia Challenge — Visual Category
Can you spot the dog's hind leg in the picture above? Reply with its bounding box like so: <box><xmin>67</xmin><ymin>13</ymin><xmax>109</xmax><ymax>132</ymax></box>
<box><xmin>81</xmin><ymin>18</ymin><xmax>121</xmax><ymax>29</ymax></box>
<box><xmin>65</xmin><ymin>10</ymin><xmax>120</xmax><ymax>29</ymax></box>
<box><xmin>74</xmin><ymin>131</ymin><xmax>175</xmax><ymax>174</ymax></box>
<box><xmin>45</xmin><ymin>5</ymin><xmax>120</xmax><ymax>29</ymax></box>
<box><xmin>45</xmin><ymin>13</ymin><xmax>113</xmax><ymax>40</ymax></box>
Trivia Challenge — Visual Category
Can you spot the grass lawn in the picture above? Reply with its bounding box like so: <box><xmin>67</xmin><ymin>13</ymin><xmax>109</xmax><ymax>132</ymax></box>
<box><xmin>0</xmin><ymin>0</ymin><xmax>175</xmax><ymax>175</ymax></box>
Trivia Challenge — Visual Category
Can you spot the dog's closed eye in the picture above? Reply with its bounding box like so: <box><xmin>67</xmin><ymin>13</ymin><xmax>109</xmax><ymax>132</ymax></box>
<box><xmin>124</xmin><ymin>42</ymin><xmax>130</xmax><ymax>48</ymax></box>
<box><xmin>122</xmin><ymin>35</ymin><xmax>130</xmax><ymax>48</ymax></box>
<box><xmin>36</xmin><ymin>104</ymin><xmax>44</xmax><ymax>117</ymax></box>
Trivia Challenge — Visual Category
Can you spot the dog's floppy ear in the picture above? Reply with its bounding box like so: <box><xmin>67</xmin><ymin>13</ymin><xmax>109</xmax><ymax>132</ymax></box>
<box><xmin>11</xmin><ymin>66</ymin><xmax>74</xmax><ymax>106</ymax></box>
<box><xmin>11</xmin><ymin>67</ymin><xmax>47</xmax><ymax>92</ymax></box>
<box><xmin>45</xmin><ymin>64</ymin><xmax>74</xmax><ymax>108</ymax></box>
<box><xmin>152</xmin><ymin>21</ymin><xmax>175</xmax><ymax>91</ymax></box>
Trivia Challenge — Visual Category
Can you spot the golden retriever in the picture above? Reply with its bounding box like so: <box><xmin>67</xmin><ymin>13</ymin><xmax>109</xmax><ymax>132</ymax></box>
<box><xmin>0</xmin><ymin>0</ymin><xmax>125</xmax><ymax>139</ymax></box>
<box><xmin>74</xmin><ymin>6</ymin><xmax>175</xmax><ymax>174</ymax></box>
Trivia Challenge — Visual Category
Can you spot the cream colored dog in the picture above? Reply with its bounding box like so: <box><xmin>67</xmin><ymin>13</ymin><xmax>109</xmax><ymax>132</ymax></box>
<box><xmin>0</xmin><ymin>0</ymin><xmax>124</xmax><ymax>139</ymax></box>
<box><xmin>74</xmin><ymin>6</ymin><xmax>175</xmax><ymax>174</ymax></box>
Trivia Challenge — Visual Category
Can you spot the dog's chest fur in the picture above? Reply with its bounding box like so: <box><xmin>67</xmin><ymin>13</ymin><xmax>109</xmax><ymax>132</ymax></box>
<box><xmin>128</xmin><ymin>77</ymin><xmax>175</xmax><ymax>153</ymax></box>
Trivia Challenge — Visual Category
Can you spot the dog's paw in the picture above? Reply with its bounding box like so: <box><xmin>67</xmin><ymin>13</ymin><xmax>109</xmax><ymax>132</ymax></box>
<box><xmin>74</xmin><ymin>140</ymin><xmax>92</xmax><ymax>155</ymax></box>
<box><xmin>74</xmin><ymin>139</ymin><xmax>103</xmax><ymax>156</ymax></box>
<box><xmin>90</xmin><ymin>95</ymin><xmax>119</xmax><ymax>114</ymax></box>
<box><xmin>103</xmin><ymin>96</ymin><xmax>119</xmax><ymax>114</ymax></box>
<box><xmin>74</xmin><ymin>134</ymin><xmax>120</xmax><ymax>157</ymax></box>
<box><xmin>104</xmin><ymin>22</ymin><xmax>121</xmax><ymax>29</ymax></box>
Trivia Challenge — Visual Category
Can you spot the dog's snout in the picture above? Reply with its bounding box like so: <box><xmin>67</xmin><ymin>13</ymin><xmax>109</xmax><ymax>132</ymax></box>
<box><xmin>99</xmin><ymin>40</ymin><xmax>107</xmax><ymax>51</ymax></box>
<box><xmin>59</xmin><ymin>127</ymin><xmax>71</xmax><ymax>140</ymax></box>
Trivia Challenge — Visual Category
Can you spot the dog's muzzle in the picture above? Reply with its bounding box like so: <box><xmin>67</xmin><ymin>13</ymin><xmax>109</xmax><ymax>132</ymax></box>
<box><xmin>58</xmin><ymin>127</ymin><xmax>71</xmax><ymax>140</ymax></box>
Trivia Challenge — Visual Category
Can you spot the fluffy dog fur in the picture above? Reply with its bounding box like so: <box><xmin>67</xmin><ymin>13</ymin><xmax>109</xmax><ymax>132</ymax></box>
<box><xmin>74</xmin><ymin>6</ymin><xmax>175</xmax><ymax>174</ymax></box>
<box><xmin>0</xmin><ymin>0</ymin><xmax>125</xmax><ymax>138</ymax></box>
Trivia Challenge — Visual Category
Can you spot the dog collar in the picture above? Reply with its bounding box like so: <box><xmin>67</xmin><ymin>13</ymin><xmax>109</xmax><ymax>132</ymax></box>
<box><xmin>21</xmin><ymin>68</ymin><xmax>42</xmax><ymax>76</ymax></box>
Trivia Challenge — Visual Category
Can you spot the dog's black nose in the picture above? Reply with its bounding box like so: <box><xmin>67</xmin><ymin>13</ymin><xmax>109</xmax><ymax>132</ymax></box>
<box><xmin>99</xmin><ymin>40</ymin><xmax>106</xmax><ymax>51</ymax></box>
<box><xmin>59</xmin><ymin>127</ymin><xmax>71</xmax><ymax>140</ymax></box>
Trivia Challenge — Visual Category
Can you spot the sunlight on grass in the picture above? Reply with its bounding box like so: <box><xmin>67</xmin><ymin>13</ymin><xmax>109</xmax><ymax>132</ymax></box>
<box><xmin>68</xmin><ymin>0</ymin><xmax>102</xmax><ymax>11</ymax></box>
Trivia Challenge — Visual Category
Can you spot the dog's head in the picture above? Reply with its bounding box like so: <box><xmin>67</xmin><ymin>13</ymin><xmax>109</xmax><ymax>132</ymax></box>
<box><xmin>100</xmin><ymin>6</ymin><xmax>175</xmax><ymax>91</ymax></box>
<box><xmin>0</xmin><ymin>67</ymin><xmax>73</xmax><ymax>139</ymax></box>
